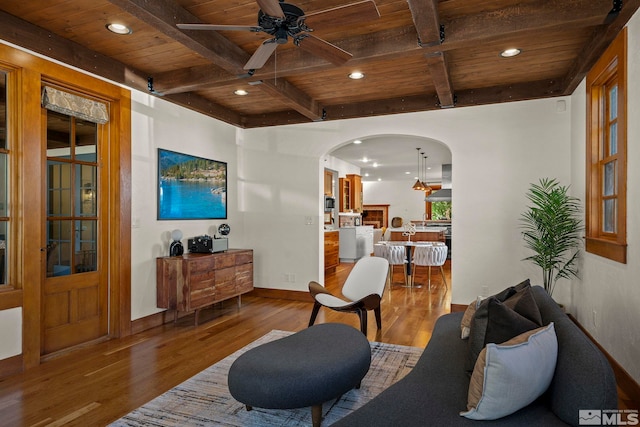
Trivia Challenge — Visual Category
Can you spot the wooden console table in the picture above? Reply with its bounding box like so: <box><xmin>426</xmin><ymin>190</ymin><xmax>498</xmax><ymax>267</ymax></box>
<box><xmin>156</xmin><ymin>249</ymin><xmax>253</xmax><ymax>325</ymax></box>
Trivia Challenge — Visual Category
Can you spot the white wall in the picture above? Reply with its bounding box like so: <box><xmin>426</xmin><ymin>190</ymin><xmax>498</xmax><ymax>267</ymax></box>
<box><xmin>0</xmin><ymin>308</ymin><xmax>21</xmax><ymax>359</ymax></box>
<box><xmin>130</xmin><ymin>91</ymin><xmax>239</xmax><ymax>320</ymax></box>
<box><xmin>568</xmin><ymin>10</ymin><xmax>640</xmax><ymax>382</ymax></box>
<box><xmin>363</xmin><ymin>179</ymin><xmax>432</xmax><ymax>224</ymax></box>
<box><xmin>239</xmin><ymin>99</ymin><xmax>572</xmax><ymax>302</ymax></box>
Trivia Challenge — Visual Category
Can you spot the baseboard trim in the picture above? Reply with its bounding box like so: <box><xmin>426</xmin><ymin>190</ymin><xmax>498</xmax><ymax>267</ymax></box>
<box><xmin>0</xmin><ymin>354</ymin><xmax>23</xmax><ymax>379</ymax></box>
<box><xmin>249</xmin><ymin>288</ymin><xmax>314</xmax><ymax>302</ymax></box>
<box><xmin>568</xmin><ymin>313</ymin><xmax>640</xmax><ymax>410</ymax></box>
<box><xmin>131</xmin><ymin>310</ymin><xmax>177</xmax><ymax>335</ymax></box>
<box><xmin>450</xmin><ymin>303</ymin><xmax>467</xmax><ymax>313</ymax></box>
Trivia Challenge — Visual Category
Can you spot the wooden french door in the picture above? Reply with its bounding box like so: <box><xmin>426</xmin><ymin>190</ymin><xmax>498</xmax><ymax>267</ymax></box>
<box><xmin>41</xmin><ymin>108</ymin><xmax>109</xmax><ymax>355</ymax></box>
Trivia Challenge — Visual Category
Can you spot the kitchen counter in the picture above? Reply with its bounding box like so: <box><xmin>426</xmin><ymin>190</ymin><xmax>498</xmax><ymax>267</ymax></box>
<box><xmin>388</xmin><ymin>227</ymin><xmax>447</xmax><ymax>233</ymax></box>
<box><xmin>388</xmin><ymin>226</ymin><xmax>446</xmax><ymax>242</ymax></box>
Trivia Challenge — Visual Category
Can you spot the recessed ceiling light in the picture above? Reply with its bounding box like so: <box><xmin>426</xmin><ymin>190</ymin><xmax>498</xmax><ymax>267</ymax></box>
<box><xmin>500</xmin><ymin>48</ymin><xmax>521</xmax><ymax>58</ymax></box>
<box><xmin>377</xmin><ymin>178</ymin><xmax>382</xmax><ymax>181</ymax></box>
<box><xmin>353</xmin><ymin>139</ymin><xmax>362</xmax><ymax>144</ymax></box>
<box><xmin>349</xmin><ymin>71</ymin><xmax>365</xmax><ymax>80</ymax></box>
<box><xmin>106</xmin><ymin>23</ymin><xmax>132</xmax><ymax>35</ymax></box>
<box><xmin>372</xmin><ymin>162</ymin><xmax>379</xmax><ymax>167</ymax></box>
<box><xmin>405</xmin><ymin>171</ymin><xmax>411</xmax><ymax>175</ymax></box>
<box><xmin>234</xmin><ymin>89</ymin><xmax>249</xmax><ymax>96</ymax></box>
<box><xmin>364</xmin><ymin>173</ymin><xmax>370</xmax><ymax>177</ymax></box>
<box><xmin>362</xmin><ymin>157</ymin><xmax>369</xmax><ymax>163</ymax></box>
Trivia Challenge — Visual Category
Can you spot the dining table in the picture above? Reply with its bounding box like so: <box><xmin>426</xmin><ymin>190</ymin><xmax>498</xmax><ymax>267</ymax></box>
<box><xmin>375</xmin><ymin>240</ymin><xmax>442</xmax><ymax>286</ymax></box>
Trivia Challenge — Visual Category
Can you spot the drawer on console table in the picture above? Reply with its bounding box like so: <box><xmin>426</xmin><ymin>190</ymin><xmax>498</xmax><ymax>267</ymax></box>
<box><xmin>156</xmin><ymin>249</ymin><xmax>254</xmax><ymax>316</ymax></box>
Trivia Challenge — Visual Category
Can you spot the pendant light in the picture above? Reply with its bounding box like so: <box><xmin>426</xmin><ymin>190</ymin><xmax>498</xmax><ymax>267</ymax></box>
<box><xmin>421</xmin><ymin>153</ymin><xmax>432</xmax><ymax>192</ymax></box>
<box><xmin>412</xmin><ymin>148</ymin><xmax>424</xmax><ymax>190</ymax></box>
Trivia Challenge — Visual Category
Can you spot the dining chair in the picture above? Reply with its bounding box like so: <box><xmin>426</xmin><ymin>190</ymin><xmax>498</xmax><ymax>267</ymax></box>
<box><xmin>308</xmin><ymin>256</ymin><xmax>390</xmax><ymax>335</ymax></box>
<box><xmin>373</xmin><ymin>243</ymin><xmax>391</xmax><ymax>286</ymax></box>
<box><xmin>411</xmin><ymin>243</ymin><xmax>448</xmax><ymax>289</ymax></box>
<box><xmin>386</xmin><ymin>245</ymin><xmax>408</xmax><ymax>287</ymax></box>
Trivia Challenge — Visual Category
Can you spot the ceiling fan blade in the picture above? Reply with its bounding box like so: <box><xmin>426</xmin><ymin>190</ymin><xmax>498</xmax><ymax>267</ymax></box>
<box><xmin>303</xmin><ymin>0</ymin><xmax>380</xmax><ymax>29</ymax></box>
<box><xmin>177</xmin><ymin>23</ymin><xmax>261</xmax><ymax>32</ymax></box>
<box><xmin>244</xmin><ymin>40</ymin><xmax>278</xmax><ymax>70</ymax></box>
<box><xmin>256</xmin><ymin>0</ymin><xmax>285</xmax><ymax>18</ymax></box>
<box><xmin>298</xmin><ymin>35</ymin><xmax>353</xmax><ymax>66</ymax></box>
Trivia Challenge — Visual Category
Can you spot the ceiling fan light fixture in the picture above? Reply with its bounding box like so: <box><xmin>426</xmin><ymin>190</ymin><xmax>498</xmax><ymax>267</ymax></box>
<box><xmin>275</xmin><ymin>27</ymin><xmax>288</xmax><ymax>44</ymax></box>
<box><xmin>106</xmin><ymin>23</ymin><xmax>132</xmax><ymax>35</ymax></box>
<box><xmin>349</xmin><ymin>71</ymin><xmax>365</xmax><ymax>80</ymax></box>
<box><xmin>500</xmin><ymin>48</ymin><xmax>521</xmax><ymax>58</ymax></box>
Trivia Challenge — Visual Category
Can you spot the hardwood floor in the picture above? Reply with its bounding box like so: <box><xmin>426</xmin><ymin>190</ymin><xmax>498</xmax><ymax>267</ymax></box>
<box><xmin>0</xmin><ymin>261</ymin><xmax>451</xmax><ymax>426</ymax></box>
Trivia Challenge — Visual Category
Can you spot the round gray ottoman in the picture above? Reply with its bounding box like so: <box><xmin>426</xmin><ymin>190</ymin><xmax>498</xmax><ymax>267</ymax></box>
<box><xmin>228</xmin><ymin>323</ymin><xmax>371</xmax><ymax>427</ymax></box>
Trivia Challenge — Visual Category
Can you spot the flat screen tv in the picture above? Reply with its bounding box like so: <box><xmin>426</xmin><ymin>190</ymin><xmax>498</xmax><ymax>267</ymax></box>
<box><xmin>157</xmin><ymin>148</ymin><xmax>227</xmax><ymax>220</ymax></box>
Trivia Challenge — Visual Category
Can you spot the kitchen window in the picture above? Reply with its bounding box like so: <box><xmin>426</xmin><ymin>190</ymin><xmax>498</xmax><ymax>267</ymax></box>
<box><xmin>585</xmin><ymin>28</ymin><xmax>627</xmax><ymax>263</ymax></box>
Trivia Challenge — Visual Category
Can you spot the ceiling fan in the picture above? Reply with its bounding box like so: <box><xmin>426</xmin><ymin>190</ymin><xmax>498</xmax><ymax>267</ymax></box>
<box><xmin>177</xmin><ymin>0</ymin><xmax>380</xmax><ymax>71</ymax></box>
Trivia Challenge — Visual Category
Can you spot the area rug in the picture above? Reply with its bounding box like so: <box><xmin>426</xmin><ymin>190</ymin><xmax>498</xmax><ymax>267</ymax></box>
<box><xmin>111</xmin><ymin>330</ymin><xmax>423</xmax><ymax>426</ymax></box>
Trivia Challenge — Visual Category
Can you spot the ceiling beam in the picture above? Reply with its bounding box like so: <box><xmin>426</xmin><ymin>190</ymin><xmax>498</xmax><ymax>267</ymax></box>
<box><xmin>424</xmin><ymin>0</ymin><xmax>613</xmax><ymax>54</ymax></box>
<box><xmin>241</xmin><ymin>78</ymin><xmax>565</xmax><ymax>128</ymax></box>
<box><xmin>0</xmin><ymin>8</ymin><xmax>241</xmax><ymax>125</ymax></box>
<box><xmin>0</xmin><ymin>9</ymin><xmax>146</xmax><ymax>93</ymax></box>
<box><xmin>108</xmin><ymin>0</ymin><xmax>323</xmax><ymax>121</ymax></box>
<box><xmin>425</xmin><ymin>52</ymin><xmax>454</xmax><ymax>108</ymax></box>
<box><xmin>406</xmin><ymin>0</ymin><xmax>442</xmax><ymax>47</ymax></box>
<box><xmin>561</xmin><ymin>0</ymin><xmax>640</xmax><ymax>94</ymax></box>
<box><xmin>106</xmin><ymin>0</ymin><xmax>249</xmax><ymax>76</ymax></box>
<box><xmin>152</xmin><ymin>0</ymin><xmax>616</xmax><ymax>97</ymax></box>
<box><xmin>152</xmin><ymin>26</ymin><xmax>422</xmax><ymax>94</ymax></box>
<box><xmin>406</xmin><ymin>0</ymin><xmax>454</xmax><ymax>108</ymax></box>
<box><xmin>254</xmin><ymin>79</ymin><xmax>324</xmax><ymax>121</ymax></box>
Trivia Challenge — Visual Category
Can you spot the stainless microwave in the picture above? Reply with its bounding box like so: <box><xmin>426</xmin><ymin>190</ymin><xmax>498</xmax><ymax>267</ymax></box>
<box><xmin>324</xmin><ymin>196</ymin><xmax>335</xmax><ymax>212</ymax></box>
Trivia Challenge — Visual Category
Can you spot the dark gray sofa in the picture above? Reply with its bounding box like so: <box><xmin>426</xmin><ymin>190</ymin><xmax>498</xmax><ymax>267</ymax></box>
<box><xmin>333</xmin><ymin>286</ymin><xmax>617</xmax><ymax>426</ymax></box>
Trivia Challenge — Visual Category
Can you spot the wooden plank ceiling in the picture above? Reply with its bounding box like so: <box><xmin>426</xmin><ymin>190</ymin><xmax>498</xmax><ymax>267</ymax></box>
<box><xmin>0</xmin><ymin>0</ymin><xmax>637</xmax><ymax>128</ymax></box>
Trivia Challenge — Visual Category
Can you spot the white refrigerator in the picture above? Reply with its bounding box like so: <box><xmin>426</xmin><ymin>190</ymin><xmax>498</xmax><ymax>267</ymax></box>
<box><xmin>339</xmin><ymin>226</ymin><xmax>374</xmax><ymax>263</ymax></box>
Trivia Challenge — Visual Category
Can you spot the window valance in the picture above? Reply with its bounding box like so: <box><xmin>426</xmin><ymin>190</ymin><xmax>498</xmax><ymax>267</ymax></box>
<box><xmin>41</xmin><ymin>86</ymin><xmax>109</xmax><ymax>124</ymax></box>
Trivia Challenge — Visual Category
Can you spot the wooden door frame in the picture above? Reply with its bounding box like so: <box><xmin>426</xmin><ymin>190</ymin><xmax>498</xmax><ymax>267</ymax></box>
<box><xmin>0</xmin><ymin>44</ymin><xmax>131</xmax><ymax>369</ymax></box>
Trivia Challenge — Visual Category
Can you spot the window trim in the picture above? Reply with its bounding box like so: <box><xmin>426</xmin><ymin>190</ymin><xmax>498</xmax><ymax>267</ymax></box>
<box><xmin>585</xmin><ymin>28</ymin><xmax>627</xmax><ymax>263</ymax></box>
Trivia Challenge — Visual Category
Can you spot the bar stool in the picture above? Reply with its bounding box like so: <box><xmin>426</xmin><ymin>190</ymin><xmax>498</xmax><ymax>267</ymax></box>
<box><xmin>386</xmin><ymin>245</ymin><xmax>408</xmax><ymax>287</ymax></box>
<box><xmin>411</xmin><ymin>243</ymin><xmax>448</xmax><ymax>289</ymax></box>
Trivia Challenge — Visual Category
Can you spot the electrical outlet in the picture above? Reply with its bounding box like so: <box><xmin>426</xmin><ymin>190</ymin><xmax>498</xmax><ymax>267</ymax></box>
<box><xmin>305</xmin><ymin>216</ymin><xmax>313</xmax><ymax>225</ymax></box>
<box><xmin>481</xmin><ymin>286</ymin><xmax>489</xmax><ymax>297</ymax></box>
<box><xmin>592</xmin><ymin>310</ymin><xmax>598</xmax><ymax>327</ymax></box>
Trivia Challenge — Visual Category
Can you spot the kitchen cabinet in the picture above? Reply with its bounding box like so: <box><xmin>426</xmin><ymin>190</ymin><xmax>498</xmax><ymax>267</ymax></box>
<box><xmin>156</xmin><ymin>249</ymin><xmax>253</xmax><ymax>325</ymax></box>
<box><xmin>324</xmin><ymin>170</ymin><xmax>333</xmax><ymax>196</ymax></box>
<box><xmin>324</xmin><ymin>230</ymin><xmax>339</xmax><ymax>272</ymax></box>
<box><xmin>339</xmin><ymin>174</ymin><xmax>363</xmax><ymax>212</ymax></box>
<box><xmin>339</xmin><ymin>226</ymin><xmax>374</xmax><ymax>262</ymax></box>
<box><xmin>347</xmin><ymin>174</ymin><xmax>363</xmax><ymax>212</ymax></box>
<box><xmin>339</xmin><ymin>177</ymin><xmax>351</xmax><ymax>211</ymax></box>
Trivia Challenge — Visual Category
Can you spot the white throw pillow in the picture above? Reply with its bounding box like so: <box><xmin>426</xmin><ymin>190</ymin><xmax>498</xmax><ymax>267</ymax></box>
<box><xmin>460</xmin><ymin>322</ymin><xmax>557</xmax><ymax>420</ymax></box>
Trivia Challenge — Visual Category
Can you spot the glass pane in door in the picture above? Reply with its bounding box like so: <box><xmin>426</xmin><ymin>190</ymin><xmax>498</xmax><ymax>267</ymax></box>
<box><xmin>76</xmin><ymin>164</ymin><xmax>97</xmax><ymax>217</ymax></box>
<box><xmin>47</xmin><ymin>161</ymin><xmax>72</xmax><ymax>216</ymax></box>
<box><xmin>47</xmin><ymin>111</ymin><xmax>71</xmax><ymax>158</ymax></box>
<box><xmin>47</xmin><ymin>220</ymin><xmax>72</xmax><ymax>277</ymax></box>
<box><xmin>75</xmin><ymin>119</ymin><xmax>97</xmax><ymax>162</ymax></box>
<box><xmin>75</xmin><ymin>220</ymin><xmax>96</xmax><ymax>272</ymax></box>
<box><xmin>0</xmin><ymin>72</ymin><xmax>5</xmax><ymax>150</ymax></box>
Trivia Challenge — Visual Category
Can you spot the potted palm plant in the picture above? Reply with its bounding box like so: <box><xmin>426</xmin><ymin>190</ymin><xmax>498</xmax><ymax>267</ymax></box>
<box><xmin>520</xmin><ymin>178</ymin><xmax>583</xmax><ymax>297</ymax></box>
